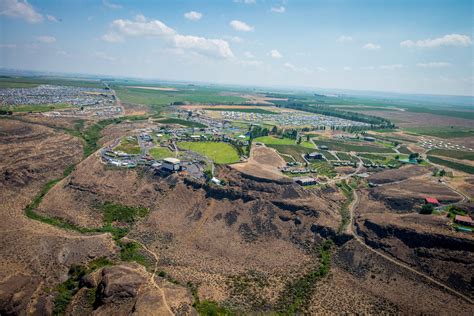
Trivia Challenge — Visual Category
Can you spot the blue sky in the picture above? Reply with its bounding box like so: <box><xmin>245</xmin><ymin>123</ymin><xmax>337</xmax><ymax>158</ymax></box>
<box><xmin>0</xmin><ymin>0</ymin><xmax>473</xmax><ymax>95</ymax></box>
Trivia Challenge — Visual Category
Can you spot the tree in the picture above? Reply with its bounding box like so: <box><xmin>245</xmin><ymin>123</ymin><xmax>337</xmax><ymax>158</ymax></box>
<box><xmin>297</xmin><ymin>136</ymin><xmax>302</xmax><ymax>145</ymax></box>
<box><xmin>409</xmin><ymin>153</ymin><xmax>419</xmax><ymax>160</ymax></box>
<box><xmin>420</xmin><ymin>203</ymin><xmax>434</xmax><ymax>214</ymax></box>
<box><xmin>271</xmin><ymin>126</ymin><xmax>278</xmax><ymax>134</ymax></box>
<box><xmin>439</xmin><ymin>169</ymin><xmax>446</xmax><ymax>177</ymax></box>
<box><xmin>306</xmin><ymin>135</ymin><xmax>310</xmax><ymax>142</ymax></box>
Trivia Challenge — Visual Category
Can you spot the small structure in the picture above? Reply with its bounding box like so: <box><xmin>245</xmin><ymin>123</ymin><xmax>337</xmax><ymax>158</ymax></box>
<box><xmin>425</xmin><ymin>197</ymin><xmax>440</xmax><ymax>206</ymax></box>
<box><xmin>211</xmin><ymin>177</ymin><xmax>221</xmax><ymax>185</ymax></box>
<box><xmin>364</xmin><ymin>136</ymin><xmax>376</xmax><ymax>142</ymax></box>
<box><xmin>454</xmin><ymin>215</ymin><xmax>474</xmax><ymax>227</ymax></box>
<box><xmin>162</xmin><ymin>158</ymin><xmax>181</xmax><ymax>172</ymax></box>
<box><xmin>319</xmin><ymin>145</ymin><xmax>329</xmax><ymax>150</ymax></box>
<box><xmin>295</xmin><ymin>177</ymin><xmax>318</xmax><ymax>186</ymax></box>
<box><xmin>306</xmin><ymin>152</ymin><xmax>324</xmax><ymax>160</ymax></box>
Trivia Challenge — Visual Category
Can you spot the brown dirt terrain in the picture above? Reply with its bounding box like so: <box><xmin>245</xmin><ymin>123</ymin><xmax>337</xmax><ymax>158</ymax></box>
<box><xmin>232</xmin><ymin>145</ymin><xmax>289</xmax><ymax>181</ymax></box>
<box><xmin>354</xmin><ymin>170</ymin><xmax>474</xmax><ymax>301</ymax></box>
<box><xmin>0</xmin><ymin>119</ymin><xmax>117</xmax><ymax>314</ymax></box>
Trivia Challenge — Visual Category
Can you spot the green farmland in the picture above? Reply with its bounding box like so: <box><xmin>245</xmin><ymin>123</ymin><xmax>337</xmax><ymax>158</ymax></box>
<box><xmin>314</xmin><ymin>139</ymin><xmax>395</xmax><ymax>153</ymax></box>
<box><xmin>266</xmin><ymin>144</ymin><xmax>314</xmax><ymax>164</ymax></box>
<box><xmin>157</xmin><ymin>118</ymin><xmax>207</xmax><ymax>128</ymax></box>
<box><xmin>0</xmin><ymin>76</ymin><xmax>103</xmax><ymax>88</ymax></box>
<box><xmin>1</xmin><ymin>103</ymin><xmax>73</xmax><ymax>113</ymax></box>
<box><xmin>427</xmin><ymin>149</ymin><xmax>474</xmax><ymax>161</ymax></box>
<box><xmin>427</xmin><ymin>156</ymin><xmax>474</xmax><ymax>174</ymax></box>
<box><xmin>177</xmin><ymin>141</ymin><xmax>240</xmax><ymax>164</ymax></box>
<box><xmin>404</xmin><ymin>127</ymin><xmax>474</xmax><ymax>139</ymax></box>
<box><xmin>254</xmin><ymin>136</ymin><xmax>314</xmax><ymax>149</ymax></box>
<box><xmin>114</xmin><ymin>86</ymin><xmax>247</xmax><ymax>106</ymax></box>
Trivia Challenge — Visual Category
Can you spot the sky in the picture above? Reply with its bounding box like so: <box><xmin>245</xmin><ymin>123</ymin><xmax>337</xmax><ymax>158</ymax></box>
<box><xmin>0</xmin><ymin>0</ymin><xmax>473</xmax><ymax>96</ymax></box>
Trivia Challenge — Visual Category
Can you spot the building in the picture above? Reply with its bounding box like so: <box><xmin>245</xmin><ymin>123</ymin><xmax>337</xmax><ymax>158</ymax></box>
<box><xmin>454</xmin><ymin>215</ymin><xmax>474</xmax><ymax>227</ymax></box>
<box><xmin>306</xmin><ymin>152</ymin><xmax>324</xmax><ymax>160</ymax></box>
<box><xmin>364</xmin><ymin>136</ymin><xmax>376</xmax><ymax>142</ymax></box>
<box><xmin>319</xmin><ymin>145</ymin><xmax>329</xmax><ymax>150</ymax></box>
<box><xmin>295</xmin><ymin>177</ymin><xmax>318</xmax><ymax>186</ymax></box>
<box><xmin>162</xmin><ymin>158</ymin><xmax>181</xmax><ymax>172</ymax></box>
<box><xmin>425</xmin><ymin>197</ymin><xmax>440</xmax><ymax>206</ymax></box>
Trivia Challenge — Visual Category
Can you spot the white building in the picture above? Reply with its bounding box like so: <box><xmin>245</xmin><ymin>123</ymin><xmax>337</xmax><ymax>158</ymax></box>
<box><xmin>162</xmin><ymin>158</ymin><xmax>180</xmax><ymax>172</ymax></box>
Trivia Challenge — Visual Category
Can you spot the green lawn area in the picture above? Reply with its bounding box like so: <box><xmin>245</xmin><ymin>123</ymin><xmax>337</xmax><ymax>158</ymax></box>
<box><xmin>177</xmin><ymin>141</ymin><xmax>240</xmax><ymax>164</ymax></box>
<box><xmin>404</xmin><ymin>127</ymin><xmax>474</xmax><ymax>139</ymax></box>
<box><xmin>149</xmin><ymin>147</ymin><xmax>173</xmax><ymax>159</ymax></box>
<box><xmin>427</xmin><ymin>156</ymin><xmax>474</xmax><ymax>174</ymax></box>
<box><xmin>266</xmin><ymin>144</ymin><xmax>314</xmax><ymax>163</ymax></box>
<box><xmin>1</xmin><ymin>103</ymin><xmax>73</xmax><ymax>113</ymax></box>
<box><xmin>204</xmin><ymin>107</ymin><xmax>278</xmax><ymax>114</ymax></box>
<box><xmin>157</xmin><ymin>118</ymin><xmax>207</xmax><ymax>128</ymax></box>
<box><xmin>427</xmin><ymin>149</ymin><xmax>474</xmax><ymax>161</ymax></box>
<box><xmin>314</xmin><ymin>139</ymin><xmax>395</xmax><ymax>153</ymax></box>
<box><xmin>115</xmin><ymin>137</ymin><xmax>141</xmax><ymax>154</ymax></box>
<box><xmin>114</xmin><ymin>85</ymin><xmax>247</xmax><ymax>106</ymax></box>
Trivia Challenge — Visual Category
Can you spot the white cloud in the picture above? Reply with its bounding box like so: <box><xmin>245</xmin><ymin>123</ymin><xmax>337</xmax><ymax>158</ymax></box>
<box><xmin>224</xmin><ymin>35</ymin><xmax>243</xmax><ymax>43</ymax></box>
<box><xmin>184</xmin><ymin>11</ymin><xmax>202</xmax><ymax>21</ymax></box>
<box><xmin>173</xmin><ymin>35</ymin><xmax>233</xmax><ymax>59</ymax></box>
<box><xmin>416</xmin><ymin>62</ymin><xmax>452</xmax><ymax>68</ymax></box>
<box><xmin>36</xmin><ymin>36</ymin><xmax>56</xmax><ymax>44</ymax></box>
<box><xmin>315</xmin><ymin>66</ymin><xmax>327</xmax><ymax>72</ymax></box>
<box><xmin>102</xmin><ymin>15</ymin><xmax>234</xmax><ymax>59</ymax></box>
<box><xmin>336</xmin><ymin>35</ymin><xmax>353</xmax><ymax>43</ymax></box>
<box><xmin>284</xmin><ymin>62</ymin><xmax>312</xmax><ymax>74</ymax></box>
<box><xmin>363</xmin><ymin>43</ymin><xmax>381</xmax><ymax>50</ymax></box>
<box><xmin>343</xmin><ymin>66</ymin><xmax>351</xmax><ymax>71</ymax></box>
<box><xmin>379</xmin><ymin>64</ymin><xmax>403</xmax><ymax>70</ymax></box>
<box><xmin>271</xmin><ymin>6</ymin><xmax>285</xmax><ymax>13</ymax></box>
<box><xmin>46</xmin><ymin>14</ymin><xmax>58</xmax><ymax>22</ymax></box>
<box><xmin>238</xmin><ymin>59</ymin><xmax>262</xmax><ymax>67</ymax></box>
<box><xmin>400</xmin><ymin>34</ymin><xmax>472</xmax><ymax>48</ymax></box>
<box><xmin>244</xmin><ymin>51</ymin><xmax>254</xmax><ymax>58</ymax></box>
<box><xmin>94</xmin><ymin>51</ymin><xmax>116</xmax><ymax>62</ymax></box>
<box><xmin>268</xmin><ymin>49</ymin><xmax>282</xmax><ymax>59</ymax></box>
<box><xmin>0</xmin><ymin>0</ymin><xmax>43</xmax><ymax>23</ymax></box>
<box><xmin>230</xmin><ymin>20</ymin><xmax>254</xmax><ymax>32</ymax></box>
<box><xmin>361</xmin><ymin>66</ymin><xmax>375</xmax><ymax>70</ymax></box>
<box><xmin>102</xmin><ymin>0</ymin><xmax>122</xmax><ymax>9</ymax></box>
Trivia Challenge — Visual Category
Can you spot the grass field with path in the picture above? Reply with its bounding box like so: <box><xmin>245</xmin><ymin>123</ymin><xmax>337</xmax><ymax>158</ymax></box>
<box><xmin>115</xmin><ymin>137</ymin><xmax>141</xmax><ymax>154</ymax></box>
<box><xmin>177</xmin><ymin>141</ymin><xmax>240</xmax><ymax>164</ymax></box>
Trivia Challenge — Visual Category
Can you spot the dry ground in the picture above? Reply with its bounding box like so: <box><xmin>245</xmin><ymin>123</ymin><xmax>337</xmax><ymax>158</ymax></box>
<box><xmin>232</xmin><ymin>145</ymin><xmax>288</xmax><ymax>181</ymax></box>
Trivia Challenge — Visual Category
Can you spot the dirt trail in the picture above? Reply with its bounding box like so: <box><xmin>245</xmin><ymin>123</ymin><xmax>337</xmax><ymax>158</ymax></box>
<box><xmin>348</xmin><ymin>190</ymin><xmax>474</xmax><ymax>305</ymax></box>
<box><xmin>122</xmin><ymin>237</ymin><xmax>174</xmax><ymax>315</ymax></box>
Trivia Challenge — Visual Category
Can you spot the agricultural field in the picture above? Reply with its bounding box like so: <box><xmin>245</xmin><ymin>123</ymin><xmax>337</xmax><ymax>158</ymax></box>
<box><xmin>427</xmin><ymin>149</ymin><xmax>474</xmax><ymax>161</ymax></box>
<box><xmin>427</xmin><ymin>156</ymin><xmax>474</xmax><ymax>174</ymax></box>
<box><xmin>254</xmin><ymin>136</ymin><xmax>314</xmax><ymax>149</ymax></box>
<box><xmin>1</xmin><ymin>103</ymin><xmax>72</xmax><ymax>113</ymax></box>
<box><xmin>149</xmin><ymin>147</ymin><xmax>173</xmax><ymax>160</ymax></box>
<box><xmin>0</xmin><ymin>76</ymin><xmax>103</xmax><ymax>88</ymax></box>
<box><xmin>314</xmin><ymin>139</ymin><xmax>396</xmax><ymax>153</ymax></box>
<box><xmin>404</xmin><ymin>126</ymin><xmax>474</xmax><ymax>139</ymax></box>
<box><xmin>114</xmin><ymin>85</ymin><xmax>247</xmax><ymax>106</ymax></box>
<box><xmin>177</xmin><ymin>141</ymin><xmax>240</xmax><ymax>164</ymax></box>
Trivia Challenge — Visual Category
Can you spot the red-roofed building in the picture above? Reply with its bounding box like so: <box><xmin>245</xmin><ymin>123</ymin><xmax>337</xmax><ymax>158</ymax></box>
<box><xmin>425</xmin><ymin>197</ymin><xmax>440</xmax><ymax>205</ymax></box>
<box><xmin>454</xmin><ymin>215</ymin><xmax>474</xmax><ymax>227</ymax></box>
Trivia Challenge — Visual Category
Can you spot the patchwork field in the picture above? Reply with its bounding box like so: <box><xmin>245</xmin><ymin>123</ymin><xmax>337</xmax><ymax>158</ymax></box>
<box><xmin>314</xmin><ymin>139</ymin><xmax>396</xmax><ymax>153</ymax></box>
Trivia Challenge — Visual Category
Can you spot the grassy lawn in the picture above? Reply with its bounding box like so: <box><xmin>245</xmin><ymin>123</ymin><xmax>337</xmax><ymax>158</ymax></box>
<box><xmin>204</xmin><ymin>107</ymin><xmax>278</xmax><ymax>114</ymax></box>
<box><xmin>404</xmin><ymin>127</ymin><xmax>474</xmax><ymax>139</ymax></box>
<box><xmin>266</xmin><ymin>144</ymin><xmax>314</xmax><ymax>163</ymax></box>
<box><xmin>149</xmin><ymin>147</ymin><xmax>173</xmax><ymax>159</ymax></box>
<box><xmin>114</xmin><ymin>85</ymin><xmax>247</xmax><ymax>106</ymax></box>
<box><xmin>314</xmin><ymin>139</ymin><xmax>395</xmax><ymax>153</ymax></box>
<box><xmin>427</xmin><ymin>156</ymin><xmax>474</xmax><ymax>174</ymax></box>
<box><xmin>115</xmin><ymin>137</ymin><xmax>141</xmax><ymax>154</ymax></box>
<box><xmin>1</xmin><ymin>103</ymin><xmax>73</xmax><ymax>113</ymax></box>
<box><xmin>177</xmin><ymin>141</ymin><xmax>240</xmax><ymax>164</ymax></box>
<box><xmin>427</xmin><ymin>149</ymin><xmax>474</xmax><ymax>161</ymax></box>
<box><xmin>157</xmin><ymin>118</ymin><xmax>207</xmax><ymax>128</ymax></box>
